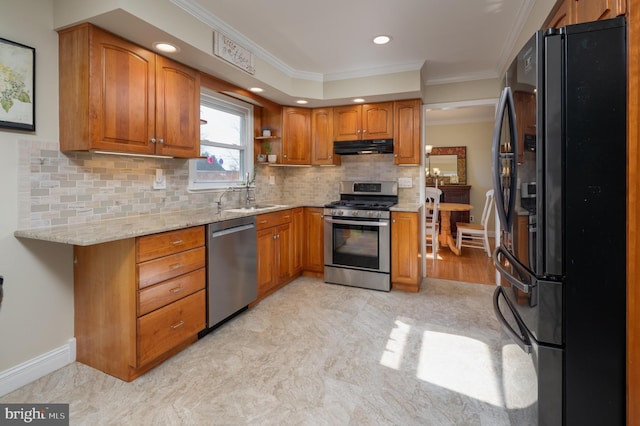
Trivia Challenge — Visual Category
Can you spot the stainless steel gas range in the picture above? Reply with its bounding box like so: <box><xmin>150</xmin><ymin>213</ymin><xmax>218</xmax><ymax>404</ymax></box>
<box><xmin>323</xmin><ymin>181</ymin><xmax>398</xmax><ymax>291</ymax></box>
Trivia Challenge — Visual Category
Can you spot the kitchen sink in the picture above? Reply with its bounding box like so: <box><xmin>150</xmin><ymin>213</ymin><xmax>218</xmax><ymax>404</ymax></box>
<box><xmin>224</xmin><ymin>204</ymin><xmax>285</xmax><ymax>213</ymax></box>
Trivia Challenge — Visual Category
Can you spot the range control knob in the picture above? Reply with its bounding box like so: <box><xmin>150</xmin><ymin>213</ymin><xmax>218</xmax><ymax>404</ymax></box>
<box><xmin>352</xmin><ymin>210</ymin><xmax>359</xmax><ymax>216</ymax></box>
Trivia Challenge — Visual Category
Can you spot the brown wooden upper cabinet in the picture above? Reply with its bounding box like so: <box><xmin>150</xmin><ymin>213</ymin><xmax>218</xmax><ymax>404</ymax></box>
<box><xmin>393</xmin><ymin>99</ymin><xmax>422</xmax><ymax>165</ymax></box>
<box><xmin>58</xmin><ymin>24</ymin><xmax>200</xmax><ymax>158</ymax></box>
<box><xmin>545</xmin><ymin>0</ymin><xmax>625</xmax><ymax>28</ymax></box>
<box><xmin>311</xmin><ymin>107</ymin><xmax>340</xmax><ymax>165</ymax></box>
<box><xmin>333</xmin><ymin>102</ymin><xmax>393</xmax><ymax>141</ymax></box>
<box><xmin>282</xmin><ymin>107</ymin><xmax>311</xmax><ymax>165</ymax></box>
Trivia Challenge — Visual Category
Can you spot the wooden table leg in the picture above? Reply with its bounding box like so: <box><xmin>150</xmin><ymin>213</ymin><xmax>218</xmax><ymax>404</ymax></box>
<box><xmin>438</xmin><ymin>210</ymin><xmax>462</xmax><ymax>255</ymax></box>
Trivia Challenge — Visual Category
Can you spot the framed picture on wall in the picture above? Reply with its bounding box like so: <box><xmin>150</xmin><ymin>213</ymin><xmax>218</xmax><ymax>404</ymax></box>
<box><xmin>0</xmin><ymin>37</ymin><xmax>35</xmax><ymax>131</ymax></box>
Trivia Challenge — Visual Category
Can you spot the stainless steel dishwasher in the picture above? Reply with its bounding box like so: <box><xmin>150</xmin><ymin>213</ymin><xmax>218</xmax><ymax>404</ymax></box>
<box><xmin>206</xmin><ymin>216</ymin><xmax>257</xmax><ymax>328</ymax></box>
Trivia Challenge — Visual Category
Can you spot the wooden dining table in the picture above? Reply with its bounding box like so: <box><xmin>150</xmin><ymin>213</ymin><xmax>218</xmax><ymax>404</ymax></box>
<box><xmin>427</xmin><ymin>202</ymin><xmax>474</xmax><ymax>256</ymax></box>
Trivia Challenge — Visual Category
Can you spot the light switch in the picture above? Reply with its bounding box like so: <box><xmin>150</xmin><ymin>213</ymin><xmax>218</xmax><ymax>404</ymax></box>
<box><xmin>398</xmin><ymin>177</ymin><xmax>412</xmax><ymax>188</ymax></box>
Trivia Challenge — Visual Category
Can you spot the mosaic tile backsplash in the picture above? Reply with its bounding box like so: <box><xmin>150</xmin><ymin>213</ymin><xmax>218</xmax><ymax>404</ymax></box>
<box><xmin>19</xmin><ymin>139</ymin><xmax>421</xmax><ymax>229</ymax></box>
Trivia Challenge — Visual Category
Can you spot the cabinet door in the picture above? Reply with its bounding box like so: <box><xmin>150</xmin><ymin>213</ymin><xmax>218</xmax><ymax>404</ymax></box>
<box><xmin>391</xmin><ymin>211</ymin><xmax>421</xmax><ymax>291</ymax></box>
<box><xmin>282</xmin><ymin>107</ymin><xmax>311</xmax><ymax>164</ymax></box>
<box><xmin>333</xmin><ymin>105</ymin><xmax>362</xmax><ymax>141</ymax></box>
<box><xmin>155</xmin><ymin>56</ymin><xmax>201</xmax><ymax>158</ymax></box>
<box><xmin>393</xmin><ymin>99</ymin><xmax>421</xmax><ymax>165</ymax></box>
<box><xmin>291</xmin><ymin>208</ymin><xmax>304</xmax><ymax>274</ymax></box>
<box><xmin>304</xmin><ymin>207</ymin><xmax>325</xmax><ymax>273</ymax></box>
<box><xmin>90</xmin><ymin>27</ymin><xmax>156</xmax><ymax>154</ymax></box>
<box><xmin>311</xmin><ymin>108</ymin><xmax>340</xmax><ymax>165</ymax></box>
<box><xmin>573</xmin><ymin>0</ymin><xmax>624</xmax><ymax>23</ymax></box>
<box><xmin>257</xmin><ymin>227</ymin><xmax>277</xmax><ymax>296</ymax></box>
<box><xmin>276</xmin><ymin>223</ymin><xmax>292</xmax><ymax>284</ymax></box>
<box><xmin>362</xmin><ymin>102</ymin><xmax>393</xmax><ymax>140</ymax></box>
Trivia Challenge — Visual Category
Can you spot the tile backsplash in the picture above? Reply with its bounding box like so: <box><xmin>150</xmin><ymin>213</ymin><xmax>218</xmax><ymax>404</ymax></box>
<box><xmin>19</xmin><ymin>139</ymin><xmax>421</xmax><ymax>229</ymax></box>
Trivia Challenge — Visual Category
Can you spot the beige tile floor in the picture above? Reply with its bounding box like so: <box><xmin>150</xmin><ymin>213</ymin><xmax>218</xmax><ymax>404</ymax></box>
<box><xmin>1</xmin><ymin>277</ymin><xmax>529</xmax><ymax>425</ymax></box>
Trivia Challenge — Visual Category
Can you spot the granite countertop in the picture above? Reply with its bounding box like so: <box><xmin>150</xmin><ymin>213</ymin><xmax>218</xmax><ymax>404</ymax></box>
<box><xmin>14</xmin><ymin>201</ymin><xmax>421</xmax><ymax>246</ymax></box>
<box><xmin>390</xmin><ymin>203</ymin><xmax>423</xmax><ymax>213</ymax></box>
<box><xmin>14</xmin><ymin>204</ymin><xmax>303</xmax><ymax>246</ymax></box>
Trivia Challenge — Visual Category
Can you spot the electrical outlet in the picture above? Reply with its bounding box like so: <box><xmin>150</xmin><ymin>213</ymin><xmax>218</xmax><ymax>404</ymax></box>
<box><xmin>269</xmin><ymin>175</ymin><xmax>275</xmax><ymax>185</ymax></box>
<box><xmin>470</xmin><ymin>215</ymin><xmax>475</xmax><ymax>222</ymax></box>
<box><xmin>153</xmin><ymin>169</ymin><xmax>166</xmax><ymax>190</ymax></box>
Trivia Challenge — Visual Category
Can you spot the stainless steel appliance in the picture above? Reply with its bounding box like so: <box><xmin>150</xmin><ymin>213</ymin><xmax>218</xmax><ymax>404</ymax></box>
<box><xmin>206</xmin><ymin>216</ymin><xmax>257</xmax><ymax>329</ymax></box>
<box><xmin>492</xmin><ymin>18</ymin><xmax>626</xmax><ymax>425</ymax></box>
<box><xmin>324</xmin><ymin>181</ymin><xmax>397</xmax><ymax>291</ymax></box>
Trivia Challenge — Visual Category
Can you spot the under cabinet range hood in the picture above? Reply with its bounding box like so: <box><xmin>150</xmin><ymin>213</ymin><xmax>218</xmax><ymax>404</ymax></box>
<box><xmin>333</xmin><ymin>139</ymin><xmax>393</xmax><ymax>155</ymax></box>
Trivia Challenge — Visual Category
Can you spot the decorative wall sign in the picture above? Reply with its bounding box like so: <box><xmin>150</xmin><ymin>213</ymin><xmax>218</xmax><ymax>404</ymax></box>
<box><xmin>0</xmin><ymin>37</ymin><xmax>35</xmax><ymax>131</ymax></box>
<box><xmin>213</xmin><ymin>32</ymin><xmax>255</xmax><ymax>75</ymax></box>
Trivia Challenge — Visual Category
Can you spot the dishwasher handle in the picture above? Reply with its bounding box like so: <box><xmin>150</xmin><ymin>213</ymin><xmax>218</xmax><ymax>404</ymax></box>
<box><xmin>210</xmin><ymin>223</ymin><xmax>255</xmax><ymax>239</ymax></box>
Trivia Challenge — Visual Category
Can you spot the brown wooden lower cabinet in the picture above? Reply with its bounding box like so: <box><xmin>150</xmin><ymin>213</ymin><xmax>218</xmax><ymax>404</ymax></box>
<box><xmin>73</xmin><ymin>226</ymin><xmax>206</xmax><ymax>382</ymax></box>
<box><xmin>391</xmin><ymin>210</ymin><xmax>422</xmax><ymax>292</ymax></box>
<box><xmin>255</xmin><ymin>209</ymin><xmax>297</xmax><ymax>303</ymax></box>
<box><xmin>303</xmin><ymin>207</ymin><xmax>324</xmax><ymax>276</ymax></box>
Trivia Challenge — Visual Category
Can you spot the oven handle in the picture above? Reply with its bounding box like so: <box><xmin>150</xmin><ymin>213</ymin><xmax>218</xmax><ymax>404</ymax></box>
<box><xmin>323</xmin><ymin>217</ymin><xmax>389</xmax><ymax>227</ymax></box>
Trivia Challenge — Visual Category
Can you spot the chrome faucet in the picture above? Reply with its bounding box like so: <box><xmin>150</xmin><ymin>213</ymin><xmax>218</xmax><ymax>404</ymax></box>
<box><xmin>216</xmin><ymin>187</ymin><xmax>234</xmax><ymax>212</ymax></box>
<box><xmin>245</xmin><ymin>172</ymin><xmax>255</xmax><ymax>206</ymax></box>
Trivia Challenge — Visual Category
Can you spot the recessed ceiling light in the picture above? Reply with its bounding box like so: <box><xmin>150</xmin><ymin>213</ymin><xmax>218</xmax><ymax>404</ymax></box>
<box><xmin>353</xmin><ymin>98</ymin><xmax>365</xmax><ymax>103</ymax></box>
<box><xmin>249</xmin><ymin>87</ymin><xmax>264</xmax><ymax>93</ymax></box>
<box><xmin>296</xmin><ymin>100</ymin><xmax>308</xmax><ymax>105</ymax></box>
<box><xmin>373</xmin><ymin>35</ymin><xmax>392</xmax><ymax>45</ymax></box>
<box><xmin>153</xmin><ymin>42</ymin><xmax>179</xmax><ymax>53</ymax></box>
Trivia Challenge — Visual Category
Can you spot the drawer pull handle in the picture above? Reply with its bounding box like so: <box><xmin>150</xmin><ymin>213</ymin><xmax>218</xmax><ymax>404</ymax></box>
<box><xmin>170</xmin><ymin>240</ymin><xmax>184</xmax><ymax>245</ymax></box>
<box><xmin>169</xmin><ymin>263</ymin><xmax>183</xmax><ymax>270</ymax></box>
<box><xmin>259</xmin><ymin>220</ymin><xmax>268</xmax><ymax>224</ymax></box>
<box><xmin>170</xmin><ymin>320</ymin><xmax>184</xmax><ymax>329</ymax></box>
<box><xmin>169</xmin><ymin>287</ymin><xmax>183</xmax><ymax>294</ymax></box>
<box><xmin>283</xmin><ymin>215</ymin><xmax>290</xmax><ymax>219</ymax></box>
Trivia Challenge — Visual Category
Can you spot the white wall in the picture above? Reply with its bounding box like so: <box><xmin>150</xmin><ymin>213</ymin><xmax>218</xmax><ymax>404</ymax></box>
<box><xmin>0</xmin><ymin>0</ymin><xmax>75</xmax><ymax>395</ymax></box>
<box><xmin>426</xmin><ymin>121</ymin><xmax>496</xmax><ymax>232</ymax></box>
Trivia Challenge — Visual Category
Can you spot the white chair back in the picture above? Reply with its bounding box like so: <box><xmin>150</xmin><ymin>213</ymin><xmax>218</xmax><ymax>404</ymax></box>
<box><xmin>425</xmin><ymin>187</ymin><xmax>442</xmax><ymax>227</ymax></box>
<box><xmin>480</xmin><ymin>189</ymin><xmax>495</xmax><ymax>227</ymax></box>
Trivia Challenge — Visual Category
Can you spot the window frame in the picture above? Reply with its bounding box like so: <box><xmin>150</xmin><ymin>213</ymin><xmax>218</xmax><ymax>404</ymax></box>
<box><xmin>188</xmin><ymin>88</ymin><xmax>254</xmax><ymax>192</ymax></box>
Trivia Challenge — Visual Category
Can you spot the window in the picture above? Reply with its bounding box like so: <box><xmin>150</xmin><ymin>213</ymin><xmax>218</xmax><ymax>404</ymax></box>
<box><xmin>188</xmin><ymin>89</ymin><xmax>253</xmax><ymax>191</ymax></box>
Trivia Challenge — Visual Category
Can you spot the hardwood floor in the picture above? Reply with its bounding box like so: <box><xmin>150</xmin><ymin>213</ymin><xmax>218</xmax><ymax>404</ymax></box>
<box><xmin>426</xmin><ymin>238</ymin><xmax>496</xmax><ymax>285</ymax></box>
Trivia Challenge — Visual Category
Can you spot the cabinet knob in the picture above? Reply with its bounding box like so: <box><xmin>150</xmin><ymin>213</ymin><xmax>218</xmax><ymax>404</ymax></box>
<box><xmin>150</xmin><ymin>138</ymin><xmax>157</xmax><ymax>144</ymax></box>
<box><xmin>158</xmin><ymin>138</ymin><xmax>164</xmax><ymax>144</ymax></box>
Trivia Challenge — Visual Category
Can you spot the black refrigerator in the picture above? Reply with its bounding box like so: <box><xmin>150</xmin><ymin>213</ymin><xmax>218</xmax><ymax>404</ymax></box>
<box><xmin>491</xmin><ymin>17</ymin><xmax>626</xmax><ymax>425</ymax></box>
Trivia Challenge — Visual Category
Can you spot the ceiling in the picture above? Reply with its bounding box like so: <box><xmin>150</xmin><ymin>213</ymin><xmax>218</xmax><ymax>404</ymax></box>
<box><xmin>179</xmin><ymin>0</ymin><xmax>533</xmax><ymax>85</ymax></box>
<box><xmin>165</xmin><ymin>0</ymin><xmax>534</xmax><ymax>118</ymax></box>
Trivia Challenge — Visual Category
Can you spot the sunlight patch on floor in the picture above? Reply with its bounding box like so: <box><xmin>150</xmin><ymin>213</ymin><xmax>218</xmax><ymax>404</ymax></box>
<box><xmin>379</xmin><ymin>320</ymin><xmax>411</xmax><ymax>370</ymax></box>
<box><xmin>501</xmin><ymin>343</ymin><xmax>537</xmax><ymax>409</ymax></box>
<box><xmin>416</xmin><ymin>330</ymin><xmax>505</xmax><ymax>407</ymax></box>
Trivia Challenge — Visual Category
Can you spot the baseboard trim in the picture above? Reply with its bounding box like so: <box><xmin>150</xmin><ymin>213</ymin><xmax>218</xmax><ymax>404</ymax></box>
<box><xmin>0</xmin><ymin>338</ymin><xmax>76</xmax><ymax>397</ymax></box>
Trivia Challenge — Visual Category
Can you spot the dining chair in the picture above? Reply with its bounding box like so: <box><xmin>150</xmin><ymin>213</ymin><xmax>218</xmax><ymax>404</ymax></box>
<box><xmin>456</xmin><ymin>189</ymin><xmax>494</xmax><ymax>256</ymax></box>
<box><xmin>425</xmin><ymin>187</ymin><xmax>442</xmax><ymax>263</ymax></box>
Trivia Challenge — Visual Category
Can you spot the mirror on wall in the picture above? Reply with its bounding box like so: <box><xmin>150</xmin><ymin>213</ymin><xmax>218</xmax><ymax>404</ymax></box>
<box><xmin>426</xmin><ymin>146</ymin><xmax>467</xmax><ymax>185</ymax></box>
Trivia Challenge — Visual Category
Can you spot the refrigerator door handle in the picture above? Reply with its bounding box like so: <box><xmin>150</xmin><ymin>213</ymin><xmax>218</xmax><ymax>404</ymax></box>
<box><xmin>493</xmin><ymin>286</ymin><xmax>533</xmax><ymax>354</ymax></box>
<box><xmin>493</xmin><ymin>245</ymin><xmax>534</xmax><ymax>294</ymax></box>
<box><xmin>491</xmin><ymin>86</ymin><xmax>518</xmax><ymax>230</ymax></box>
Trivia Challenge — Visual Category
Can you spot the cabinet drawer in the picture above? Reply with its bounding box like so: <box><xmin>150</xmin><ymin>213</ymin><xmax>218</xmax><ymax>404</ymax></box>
<box><xmin>137</xmin><ymin>247</ymin><xmax>205</xmax><ymax>289</ymax></box>
<box><xmin>138</xmin><ymin>268</ymin><xmax>205</xmax><ymax>316</ymax></box>
<box><xmin>137</xmin><ymin>289</ymin><xmax>205</xmax><ymax>366</ymax></box>
<box><xmin>137</xmin><ymin>226</ymin><xmax>204</xmax><ymax>262</ymax></box>
<box><xmin>256</xmin><ymin>210</ymin><xmax>291</xmax><ymax>230</ymax></box>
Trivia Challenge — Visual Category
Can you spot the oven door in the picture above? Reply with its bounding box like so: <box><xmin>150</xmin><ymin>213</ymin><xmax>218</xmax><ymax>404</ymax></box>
<box><xmin>323</xmin><ymin>216</ymin><xmax>390</xmax><ymax>273</ymax></box>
